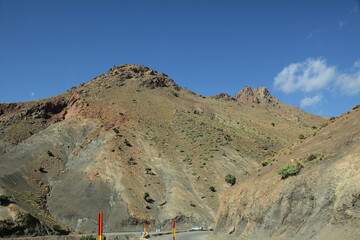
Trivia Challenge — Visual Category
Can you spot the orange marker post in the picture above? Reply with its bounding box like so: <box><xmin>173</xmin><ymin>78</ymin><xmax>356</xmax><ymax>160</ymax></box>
<box><xmin>173</xmin><ymin>220</ymin><xmax>176</xmax><ymax>240</ymax></box>
<box><xmin>149</xmin><ymin>221</ymin><xmax>151</xmax><ymax>236</ymax></box>
<box><xmin>169</xmin><ymin>223</ymin><xmax>171</xmax><ymax>234</ymax></box>
<box><xmin>98</xmin><ymin>212</ymin><xmax>102</xmax><ymax>240</ymax></box>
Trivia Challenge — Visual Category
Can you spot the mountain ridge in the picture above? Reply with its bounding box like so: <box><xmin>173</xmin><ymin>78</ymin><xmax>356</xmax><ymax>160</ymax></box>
<box><xmin>0</xmin><ymin>64</ymin><xmax>327</xmax><ymax>237</ymax></box>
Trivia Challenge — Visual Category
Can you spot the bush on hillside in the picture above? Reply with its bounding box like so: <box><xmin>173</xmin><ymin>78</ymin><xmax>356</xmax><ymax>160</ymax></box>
<box><xmin>225</xmin><ymin>174</ymin><xmax>236</xmax><ymax>185</ymax></box>
<box><xmin>80</xmin><ymin>236</ymin><xmax>96</xmax><ymax>240</ymax></box>
<box><xmin>277</xmin><ymin>163</ymin><xmax>301</xmax><ymax>179</ymax></box>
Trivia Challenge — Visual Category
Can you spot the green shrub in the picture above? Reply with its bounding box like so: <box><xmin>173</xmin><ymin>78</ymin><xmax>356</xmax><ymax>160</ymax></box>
<box><xmin>144</xmin><ymin>192</ymin><xmax>150</xmax><ymax>201</ymax></box>
<box><xmin>39</xmin><ymin>167</ymin><xmax>45</xmax><ymax>172</ymax></box>
<box><xmin>80</xmin><ymin>235</ymin><xmax>96</xmax><ymax>240</ymax></box>
<box><xmin>190</xmin><ymin>203</ymin><xmax>196</xmax><ymax>207</ymax></box>
<box><xmin>271</xmin><ymin>122</ymin><xmax>275</xmax><ymax>127</ymax></box>
<box><xmin>277</xmin><ymin>163</ymin><xmax>301</xmax><ymax>179</ymax></box>
<box><xmin>353</xmin><ymin>104</ymin><xmax>360</xmax><ymax>110</ymax></box>
<box><xmin>145</xmin><ymin>168</ymin><xmax>152</xmax><ymax>174</ymax></box>
<box><xmin>47</xmin><ymin>150</ymin><xmax>54</xmax><ymax>157</ymax></box>
<box><xmin>321</xmin><ymin>122</ymin><xmax>328</xmax><ymax>128</ymax></box>
<box><xmin>171</xmin><ymin>91</ymin><xmax>179</xmax><ymax>97</ymax></box>
<box><xmin>209</xmin><ymin>186</ymin><xmax>215</xmax><ymax>192</ymax></box>
<box><xmin>0</xmin><ymin>195</ymin><xmax>10</xmax><ymax>205</ymax></box>
<box><xmin>53</xmin><ymin>224</ymin><xmax>61</xmax><ymax>232</ymax></box>
<box><xmin>124</xmin><ymin>139</ymin><xmax>132</xmax><ymax>147</ymax></box>
<box><xmin>113</xmin><ymin>128</ymin><xmax>119</xmax><ymax>134</ymax></box>
<box><xmin>262</xmin><ymin>160</ymin><xmax>271</xmax><ymax>167</ymax></box>
<box><xmin>225</xmin><ymin>174</ymin><xmax>236</xmax><ymax>185</ymax></box>
<box><xmin>299</xmin><ymin>134</ymin><xmax>305</xmax><ymax>140</ymax></box>
<box><xmin>329</xmin><ymin>117</ymin><xmax>336</xmax><ymax>121</ymax></box>
<box><xmin>307</xmin><ymin>154</ymin><xmax>317</xmax><ymax>161</ymax></box>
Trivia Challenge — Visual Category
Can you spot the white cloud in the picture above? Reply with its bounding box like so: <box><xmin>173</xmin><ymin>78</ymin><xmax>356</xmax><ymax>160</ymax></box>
<box><xmin>274</xmin><ymin>58</ymin><xmax>336</xmax><ymax>93</ymax></box>
<box><xmin>300</xmin><ymin>95</ymin><xmax>323</xmax><ymax>108</ymax></box>
<box><xmin>31</xmin><ymin>92</ymin><xmax>35</xmax><ymax>97</ymax></box>
<box><xmin>336</xmin><ymin>70</ymin><xmax>360</xmax><ymax>96</ymax></box>
<box><xmin>338</xmin><ymin>21</ymin><xmax>346</xmax><ymax>29</ymax></box>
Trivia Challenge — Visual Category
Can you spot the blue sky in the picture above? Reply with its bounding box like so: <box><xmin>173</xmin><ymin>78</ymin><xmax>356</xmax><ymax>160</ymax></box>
<box><xmin>1</xmin><ymin>0</ymin><xmax>359</xmax><ymax>117</ymax></box>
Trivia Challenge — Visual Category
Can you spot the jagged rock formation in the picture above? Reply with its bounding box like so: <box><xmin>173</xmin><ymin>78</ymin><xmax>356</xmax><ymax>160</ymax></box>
<box><xmin>214</xmin><ymin>106</ymin><xmax>360</xmax><ymax>240</ymax></box>
<box><xmin>0</xmin><ymin>64</ymin><xmax>326</xmax><ymax>237</ymax></box>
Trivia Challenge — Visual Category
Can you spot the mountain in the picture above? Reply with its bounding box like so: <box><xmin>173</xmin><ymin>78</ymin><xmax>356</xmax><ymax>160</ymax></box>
<box><xmin>214</xmin><ymin>105</ymin><xmax>360</xmax><ymax>240</ymax></box>
<box><xmin>0</xmin><ymin>64</ymin><xmax>326</xmax><ymax>237</ymax></box>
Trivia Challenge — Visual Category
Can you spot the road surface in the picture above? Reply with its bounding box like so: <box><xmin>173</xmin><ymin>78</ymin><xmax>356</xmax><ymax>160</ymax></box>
<box><xmin>151</xmin><ymin>231</ymin><xmax>212</xmax><ymax>240</ymax></box>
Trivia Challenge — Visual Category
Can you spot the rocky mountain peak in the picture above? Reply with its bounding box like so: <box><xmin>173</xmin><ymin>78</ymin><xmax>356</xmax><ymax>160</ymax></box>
<box><xmin>234</xmin><ymin>86</ymin><xmax>277</xmax><ymax>105</ymax></box>
<box><xmin>234</xmin><ymin>86</ymin><xmax>259</xmax><ymax>104</ymax></box>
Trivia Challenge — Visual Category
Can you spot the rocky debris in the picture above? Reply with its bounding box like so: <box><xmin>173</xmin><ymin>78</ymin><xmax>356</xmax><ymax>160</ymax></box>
<box><xmin>0</xmin><ymin>204</ymin><xmax>52</xmax><ymax>237</ymax></box>
<box><xmin>234</xmin><ymin>86</ymin><xmax>277</xmax><ymax>105</ymax></box>
<box><xmin>158</xmin><ymin>200</ymin><xmax>167</xmax><ymax>207</ymax></box>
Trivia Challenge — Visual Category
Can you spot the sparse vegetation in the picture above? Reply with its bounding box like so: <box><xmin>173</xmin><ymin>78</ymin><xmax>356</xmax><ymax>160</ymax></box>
<box><xmin>113</xmin><ymin>128</ymin><xmax>119</xmax><ymax>134</ymax></box>
<box><xmin>277</xmin><ymin>163</ymin><xmax>301</xmax><ymax>179</ymax></box>
<box><xmin>80</xmin><ymin>236</ymin><xmax>96</xmax><ymax>240</ymax></box>
<box><xmin>209</xmin><ymin>186</ymin><xmax>215</xmax><ymax>192</ymax></box>
<box><xmin>271</xmin><ymin>122</ymin><xmax>275</xmax><ymax>127</ymax></box>
<box><xmin>145</xmin><ymin>168</ymin><xmax>152</xmax><ymax>174</ymax></box>
<box><xmin>321</xmin><ymin>122</ymin><xmax>329</xmax><ymax>128</ymax></box>
<box><xmin>225</xmin><ymin>174</ymin><xmax>236</xmax><ymax>185</ymax></box>
<box><xmin>39</xmin><ymin>167</ymin><xmax>45</xmax><ymax>172</ymax></box>
<box><xmin>171</xmin><ymin>91</ymin><xmax>179</xmax><ymax>97</ymax></box>
<box><xmin>190</xmin><ymin>203</ymin><xmax>196</xmax><ymax>207</ymax></box>
<box><xmin>299</xmin><ymin>134</ymin><xmax>305</xmax><ymax>140</ymax></box>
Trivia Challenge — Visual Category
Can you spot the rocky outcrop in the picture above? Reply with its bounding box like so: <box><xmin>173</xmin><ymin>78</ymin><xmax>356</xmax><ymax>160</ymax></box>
<box><xmin>234</xmin><ymin>86</ymin><xmax>260</xmax><ymax>104</ymax></box>
<box><xmin>214</xmin><ymin>93</ymin><xmax>235</xmax><ymax>101</ymax></box>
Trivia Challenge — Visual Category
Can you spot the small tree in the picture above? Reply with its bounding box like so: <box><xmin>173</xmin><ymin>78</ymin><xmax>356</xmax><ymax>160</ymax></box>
<box><xmin>225</xmin><ymin>174</ymin><xmax>236</xmax><ymax>186</ymax></box>
<box><xmin>209</xmin><ymin>186</ymin><xmax>215</xmax><ymax>192</ymax></box>
<box><xmin>145</xmin><ymin>168</ymin><xmax>152</xmax><ymax>174</ymax></box>
<box><xmin>299</xmin><ymin>134</ymin><xmax>305</xmax><ymax>140</ymax></box>
<box><xmin>271</xmin><ymin>122</ymin><xmax>275</xmax><ymax>127</ymax></box>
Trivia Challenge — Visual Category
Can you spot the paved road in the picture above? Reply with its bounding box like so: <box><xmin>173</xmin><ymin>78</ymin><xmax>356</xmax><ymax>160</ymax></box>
<box><xmin>151</xmin><ymin>231</ymin><xmax>212</xmax><ymax>240</ymax></box>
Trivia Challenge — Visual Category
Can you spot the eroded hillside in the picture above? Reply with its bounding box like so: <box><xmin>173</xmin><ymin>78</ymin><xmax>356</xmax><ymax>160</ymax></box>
<box><xmin>0</xmin><ymin>64</ymin><xmax>326</xmax><ymax>237</ymax></box>
<box><xmin>214</xmin><ymin>105</ymin><xmax>360</xmax><ymax>240</ymax></box>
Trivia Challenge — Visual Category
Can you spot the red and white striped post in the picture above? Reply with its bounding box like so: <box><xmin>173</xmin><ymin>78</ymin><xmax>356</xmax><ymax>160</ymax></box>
<box><xmin>98</xmin><ymin>212</ymin><xmax>103</xmax><ymax>240</ymax></box>
<box><xmin>173</xmin><ymin>220</ymin><xmax>176</xmax><ymax>240</ymax></box>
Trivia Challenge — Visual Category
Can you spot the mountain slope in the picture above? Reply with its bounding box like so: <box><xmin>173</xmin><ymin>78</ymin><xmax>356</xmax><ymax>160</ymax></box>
<box><xmin>0</xmin><ymin>64</ymin><xmax>326</xmax><ymax>236</ymax></box>
<box><xmin>214</xmin><ymin>105</ymin><xmax>360</xmax><ymax>240</ymax></box>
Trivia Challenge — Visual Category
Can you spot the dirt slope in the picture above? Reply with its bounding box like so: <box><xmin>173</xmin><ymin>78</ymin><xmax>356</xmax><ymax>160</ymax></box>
<box><xmin>0</xmin><ymin>64</ymin><xmax>326</xmax><ymax>236</ymax></box>
<box><xmin>214</xmin><ymin>106</ymin><xmax>360</xmax><ymax>240</ymax></box>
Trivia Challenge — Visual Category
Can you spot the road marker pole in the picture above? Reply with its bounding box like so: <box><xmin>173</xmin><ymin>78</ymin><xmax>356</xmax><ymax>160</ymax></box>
<box><xmin>169</xmin><ymin>222</ymin><xmax>171</xmax><ymax>234</ymax></box>
<box><xmin>98</xmin><ymin>212</ymin><xmax>102</xmax><ymax>240</ymax></box>
<box><xmin>187</xmin><ymin>221</ymin><xmax>189</xmax><ymax>232</ymax></box>
<box><xmin>149</xmin><ymin>221</ymin><xmax>151</xmax><ymax>236</ymax></box>
<box><xmin>173</xmin><ymin>220</ymin><xmax>176</xmax><ymax>240</ymax></box>
<box><xmin>143</xmin><ymin>222</ymin><xmax>147</xmax><ymax>238</ymax></box>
